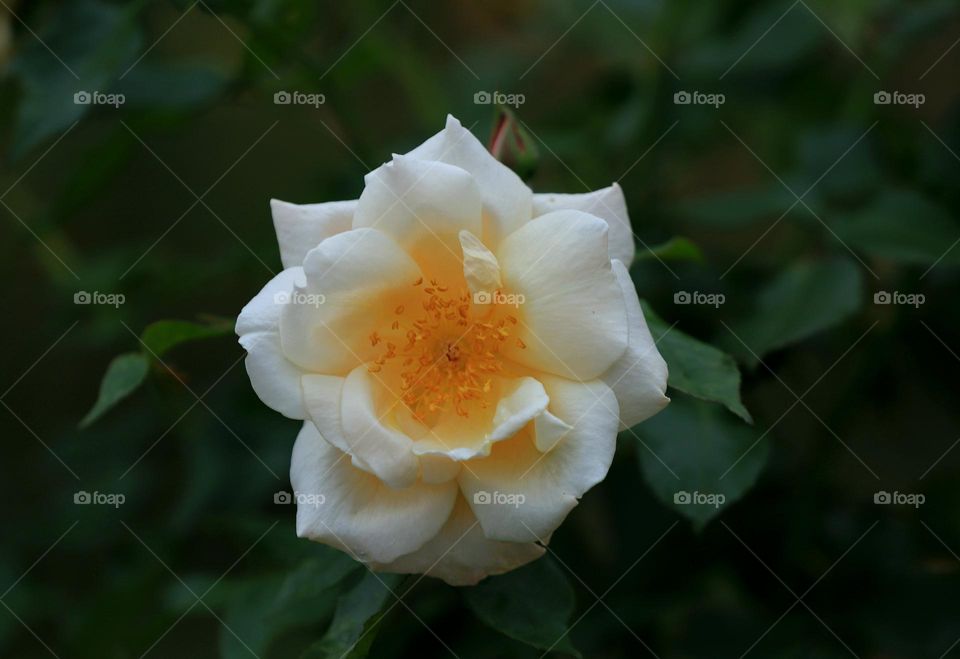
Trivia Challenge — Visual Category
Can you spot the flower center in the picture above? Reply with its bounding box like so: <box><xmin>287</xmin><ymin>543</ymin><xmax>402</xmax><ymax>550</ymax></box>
<box><xmin>368</xmin><ymin>277</ymin><xmax>524</xmax><ymax>421</ymax></box>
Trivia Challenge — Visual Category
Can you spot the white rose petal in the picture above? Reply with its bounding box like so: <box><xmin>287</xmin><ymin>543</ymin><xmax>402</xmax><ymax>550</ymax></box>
<box><xmin>370</xmin><ymin>495</ymin><xmax>544</xmax><ymax>587</ymax></box>
<box><xmin>291</xmin><ymin>422</ymin><xmax>457</xmax><ymax>564</ymax></box>
<box><xmin>406</xmin><ymin>114</ymin><xmax>532</xmax><ymax>245</ymax></box>
<box><xmin>604</xmin><ymin>260</ymin><xmax>670</xmax><ymax>429</ymax></box>
<box><xmin>236</xmin><ymin>267</ymin><xmax>308</xmax><ymax>419</ymax></box>
<box><xmin>497</xmin><ymin>210</ymin><xmax>629</xmax><ymax>380</ymax></box>
<box><xmin>458</xmin><ymin>377</ymin><xmax>620</xmax><ymax>543</ymax></box>
<box><xmin>271</xmin><ymin>199</ymin><xmax>355</xmax><ymax>269</ymax></box>
<box><xmin>532</xmin><ymin>183</ymin><xmax>635</xmax><ymax>265</ymax></box>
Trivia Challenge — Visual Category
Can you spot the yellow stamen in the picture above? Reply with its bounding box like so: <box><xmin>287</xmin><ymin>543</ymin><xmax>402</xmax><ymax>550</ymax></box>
<box><xmin>366</xmin><ymin>277</ymin><xmax>515</xmax><ymax>421</ymax></box>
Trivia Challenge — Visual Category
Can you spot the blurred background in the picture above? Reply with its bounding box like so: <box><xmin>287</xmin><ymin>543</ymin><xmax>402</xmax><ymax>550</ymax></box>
<box><xmin>2</xmin><ymin>0</ymin><xmax>960</xmax><ymax>657</ymax></box>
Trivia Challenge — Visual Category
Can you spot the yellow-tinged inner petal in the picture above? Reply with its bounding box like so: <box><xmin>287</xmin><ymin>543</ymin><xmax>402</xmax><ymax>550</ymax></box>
<box><xmin>366</xmin><ymin>276</ymin><xmax>524</xmax><ymax>424</ymax></box>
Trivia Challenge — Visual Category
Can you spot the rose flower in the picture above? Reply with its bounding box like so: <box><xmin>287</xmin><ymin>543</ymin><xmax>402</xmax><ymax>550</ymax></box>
<box><xmin>237</xmin><ymin>116</ymin><xmax>668</xmax><ymax>585</ymax></box>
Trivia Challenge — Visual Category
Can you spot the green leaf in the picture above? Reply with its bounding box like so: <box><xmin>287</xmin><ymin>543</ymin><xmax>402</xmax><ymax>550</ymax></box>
<box><xmin>834</xmin><ymin>189</ymin><xmax>960</xmax><ymax>265</ymax></box>
<box><xmin>9</xmin><ymin>0</ymin><xmax>143</xmax><ymax>158</ymax></box>
<box><xmin>637</xmin><ymin>236</ymin><xmax>704</xmax><ymax>263</ymax></box>
<box><xmin>140</xmin><ymin>319</ymin><xmax>233</xmax><ymax>359</ymax></box>
<box><xmin>464</xmin><ymin>557</ymin><xmax>581</xmax><ymax>658</ymax></box>
<box><xmin>641</xmin><ymin>302</ymin><xmax>751</xmax><ymax>423</ymax></box>
<box><xmin>302</xmin><ymin>572</ymin><xmax>402</xmax><ymax>659</ymax></box>
<box><xmin>727</xmin><ymin>257</ymin><xmax>863</xmax><ymax>367</ymax></box>
<box><xmin>266</xmin><ymin>553</ymin><xmax>362</xmax><ymax>629</ymax></box>
<box><xmin>219</xmin><ymin>577</ymin><xmax>286</xmax><ymax>659</ymax></box>
<box><xmin>79</xmin><ymin>352</ymin><xmax>149</xmax><ymax>428</ymax></box>
<box><xmin>636</xmin><ymin>395</ymin><xmax>768</xmax><ymax>531</ymax></box>
<box><xmin>218</xmin><ymin>552</ymin><xmax>361</xmax><ymax>659</ymax></box>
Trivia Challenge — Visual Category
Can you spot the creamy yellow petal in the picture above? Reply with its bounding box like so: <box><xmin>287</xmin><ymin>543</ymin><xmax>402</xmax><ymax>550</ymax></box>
<box><xmin>279</xmin><ymin>228</ymin><xmax>421</xmax><ymax>375</ymax></box>
<box><xmin>457</xmin><ymin>377</ymin><xmax>619</xmax><ymax>542</ymax></box>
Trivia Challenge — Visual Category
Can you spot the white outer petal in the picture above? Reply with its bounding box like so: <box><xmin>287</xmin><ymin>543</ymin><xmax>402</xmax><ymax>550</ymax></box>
<box><xmin>352</xmin><ymin>155</ymin><xmax>483</xmax><ymax>247</ymax></box>
<box><xmin>291</xmin><ymin>422</ymin><xmax>457</xmax><ymax>564</ymax></box>
<box><xmin>419</xmin><ymin>454</ymin><xmax>462</xmax><ymax>484</ymax></box>
<box><xmin>369</xmin><ymin>495</ymin><xmax>544</xmax><ymax>586</ymax></box>
<box><xmin>271</xmin><ymin>199</ymin><xmax>355</xmax><ymax>269</ymax></box>
<box><xmin>458</xmin><ymin>377</ymin><xmax>620</xmax><ymax>542</ymax></box>
<box><xmin>302</xmin><ymin>374</ymin><xmax>357</xmax><ymax>456</ymax></box>
<box><xmin>405</xmin><ymin>115</ymin><xmax>533</xmax><ymax>245</ymax></box>
<box><xmin>238</xmin><ymin>332</ymin><xmax>306</xmax><ymax>419</ymax></box>
<box><xmin>533</xmin><ymin>183</ymin><xmax>634</xmax><ymax>265</ymax></box>
<box><xmin>236</xmin><ymin>267</ymin><xmax>308</xmax><ymax>419</ymax></box>
<box><xmin>236</xmin><ymin>267</ymin><xmax>305</xmax><ymax>336</ymax></box>
<box><xmin>497</xmin><ymin>210</ymin><xmax>629</xmax><ymax>380</ymax></box>
<box><xmin>604</xmin><ymin>260</ymin><xmax>669</xmax><ymax>429</ymax></box>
